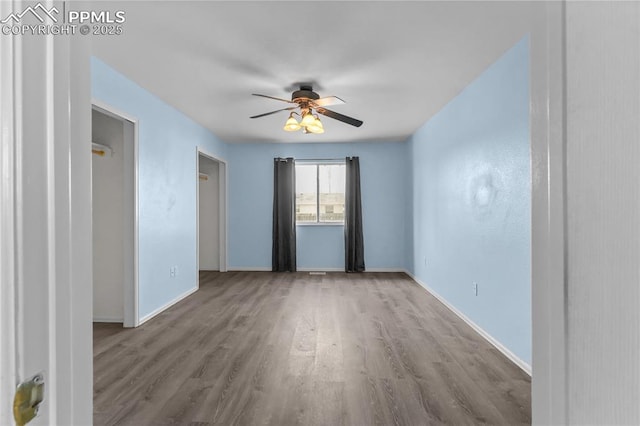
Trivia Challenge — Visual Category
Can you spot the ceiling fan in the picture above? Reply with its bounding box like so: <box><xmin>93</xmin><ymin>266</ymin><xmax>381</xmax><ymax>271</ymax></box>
<box><xmin>250</xmin><ymin>84</ymin><xmax>363</xmax><ymax>134</ymax></box>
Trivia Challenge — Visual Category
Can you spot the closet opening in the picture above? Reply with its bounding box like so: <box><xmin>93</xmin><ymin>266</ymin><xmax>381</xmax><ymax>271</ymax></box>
<box><xmin>91</xmin><ymin>103</ymin><xmax>138</xmax><ymax>327</ymax></box>
<box><xmin>197</xmin><ymin>150</ymin><xmax>227</xmax><ymax>274</ymax></box>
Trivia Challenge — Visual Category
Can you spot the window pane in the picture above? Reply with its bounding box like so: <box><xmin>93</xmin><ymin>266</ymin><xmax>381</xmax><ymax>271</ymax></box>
<box><xmin>319</xmin><ymin>164</ymin><xmax>345</xmax><ymax>222</ymax></box>
<box><xmin>295</xmin><ymin>164</ymin><xmax>317</xmax><ymax>222</ymax></box>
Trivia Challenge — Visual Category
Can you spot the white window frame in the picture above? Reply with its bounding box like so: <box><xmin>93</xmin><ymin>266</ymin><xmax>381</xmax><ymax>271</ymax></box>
<box><xmin>295</xmin><ymin>160</ymin><xmax>345</xmax><ymax>226</ymax></box>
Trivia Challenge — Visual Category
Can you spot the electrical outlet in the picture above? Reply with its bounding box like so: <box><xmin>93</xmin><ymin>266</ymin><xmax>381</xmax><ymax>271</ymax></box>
<box><xmin>473</xmin><ymin>282</ymin><xmax>478</xmax><ymax>296</ymax></box>
<box><xmin>170</xmin><ymin>267</ymin><xmax>174</xmax><ymax>277</ymax></box>
<box><xmin>173</xmin><ymin>266</ymin><xmax>178</xmax><ymax>276</ymax></box>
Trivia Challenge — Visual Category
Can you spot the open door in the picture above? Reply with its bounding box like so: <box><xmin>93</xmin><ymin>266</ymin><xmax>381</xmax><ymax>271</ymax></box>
<box><xmin>0</xmin><ymin>1</ymin><xmax>93</xmax><ymax>424</ymax></box>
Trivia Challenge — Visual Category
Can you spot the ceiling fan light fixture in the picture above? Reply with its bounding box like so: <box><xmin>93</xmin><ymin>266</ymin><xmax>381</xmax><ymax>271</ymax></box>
<box><xmin>283</xmin><ymin>113</ymin><xmax>301</xmax><ymax>131</ymax></box>
<box><xmin>306</xmin><ymin>115</ymin><xmax>324</xmax><ymax>134</ymax></box>
<box><xmin>300</xmin><ymin>111</ymin><xmax>316</xmax><ymax>128</ymax></box>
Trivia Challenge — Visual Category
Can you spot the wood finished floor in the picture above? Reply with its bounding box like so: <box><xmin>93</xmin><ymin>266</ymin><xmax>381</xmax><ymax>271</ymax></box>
<box><xmin>94</xmin><ymin>272</ymin><xmax>531</xmax><ymax>425</ymax></box>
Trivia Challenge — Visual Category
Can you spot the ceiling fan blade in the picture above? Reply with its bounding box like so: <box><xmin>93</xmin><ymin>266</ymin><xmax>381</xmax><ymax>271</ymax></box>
<box><xmin>315</xmin><ymin>107</ymin><xmax>363</xmax><ymax>127</ymax></box>
<box><xmin>312</xmin><ymin>96</ymin><xmax>345</xmax><ymax>107</ymax></box>
<box><xmin>252</xmin><ymin>93</ymin><xmax>297</xmax><ymax>104</ymax></box>
<box><xmin>250</xmin><ymin>106</ymin><xmax>297</xmax><ymax>119</ymax></box>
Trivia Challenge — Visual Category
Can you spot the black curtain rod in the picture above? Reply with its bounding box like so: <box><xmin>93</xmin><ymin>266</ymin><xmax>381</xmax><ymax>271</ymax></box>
<box><xmin>276</xmin><ymin>157</ymin><xmax>355</xmax><ymax>162</ymax></box>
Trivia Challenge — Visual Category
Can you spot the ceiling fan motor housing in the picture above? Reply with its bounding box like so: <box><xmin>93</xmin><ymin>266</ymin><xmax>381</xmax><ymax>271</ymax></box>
<box><xmin>292</xmin><ymin>85</ymin><xmax>319</xmax><ymax>102</ymax></box>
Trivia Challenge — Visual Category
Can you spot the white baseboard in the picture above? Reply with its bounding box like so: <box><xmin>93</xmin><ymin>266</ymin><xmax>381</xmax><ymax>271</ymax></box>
<box><xmin>404</xmin><ymin>270</ymin><xmax>532</xmax><ymax>376</ymax></box>
<box><xmin>298</xmin><ymin>267</ymin><xmax>406</xmax><ymax>273</ymax></box>
<box><xmin>297</xmin><ymin>267</ymin><xmax>343</xmax><ymax>272</ymax></box>
<box><xmin>227</xmin><ymin>266</ymin><xmax>271</xmax><ymax>271</ymax></box>
<box><xmin>93</xmin><ymin>316</ymin><xmax>123</xmax><ymax>323</ymax></box>
<box><xmin>228</xmin><ymin>266</ymin><xmax>407</xmax><ymax>273</ymax></box>
<box><xmin>138</xmin><ymin>286</ymin><xmax>199</xmax><ymax>326</ymax></box>
<box><xmin>366</xmin><ymin>268</ymin><xmax>406</xmax><ymax>273</ymax></box>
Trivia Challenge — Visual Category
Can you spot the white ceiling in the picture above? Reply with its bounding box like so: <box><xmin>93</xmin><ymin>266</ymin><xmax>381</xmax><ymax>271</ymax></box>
<box><xmin>93</xmin><ymin>1</ymin><xmax>535</xmax><ymax>143</ymax></box>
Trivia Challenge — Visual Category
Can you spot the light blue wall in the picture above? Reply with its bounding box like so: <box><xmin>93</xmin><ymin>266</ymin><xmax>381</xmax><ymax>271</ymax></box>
<box><xmin>407</xmin><ymin>37</ymin><xmax>531</xmax><ymax>364</ymax></box>
<box><xmin>91</xmin><ymin>57</ymin><xmax>228</xmax><ymax>320</ymax></box>
<box><xmin>227</xmin><ymin>142</ymin><xmax>407</xmax><ymax>270</ymax></box>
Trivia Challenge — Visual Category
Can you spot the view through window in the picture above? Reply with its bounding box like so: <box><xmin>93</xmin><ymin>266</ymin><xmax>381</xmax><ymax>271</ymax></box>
<box><xmin>295</xmin><ymin>162</ymin><xmax>345</xmax><ymax>223</ymax></box>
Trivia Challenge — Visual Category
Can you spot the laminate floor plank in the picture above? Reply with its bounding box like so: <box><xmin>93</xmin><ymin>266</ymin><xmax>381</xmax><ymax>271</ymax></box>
<box><xmin>94</xmin><ymin>271</ymin><xmax>530</xmax><ymax>425</ymax></box>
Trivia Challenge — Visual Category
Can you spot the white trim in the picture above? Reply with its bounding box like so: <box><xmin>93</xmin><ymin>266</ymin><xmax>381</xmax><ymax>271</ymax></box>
<box><xmin>365</xmin><ymin>268</ymin><xmax>406</xmax><ymax>273</ymax></box>
<box><xmin>196</xmin><ymin>147</ymin><xmax>227</xmax><ymax>165</ymax></box>
<box><xmin>530</xmin><ymin>2</ymin><xmax>567</xmax><ymax>423</ymax></box>
<box><xmin>14</xmin><ymin>3</ymin><xmax>25</xmax><ymax>384</ymax></box>
<box><xmin>227</xmin><ymin>266</ymin><xmax>271</xmax><ymax>272</ymax></box>
<box><xmin>196</xmin><ymin>150</ymin><xmax>199</xmax><ymax>278</ymax></box>
<box><xmin>404</xmin><ymin>271</ymin><xmax>532</xmax><ymax>376</ymax></box>
<box><xmin>226</xmin><ymin>267</ymin><xmax>408</xmax><ymax>273</ymax></box>
<box><xmin>91</xmin><ymin>101</ymin><xmax>140</xmax><ymax>328</ymax></box>
<box><xmin>297</xmin><ymin>267</ymin><xmax>343</xmax><ymax>272</ymax></box>
<box><xmin>8</xmin><ymin>21</ymin><xmax>92</xmax><ymax>423</ymax></box>
<box><xmin>138</xmin><ymin>286</ymin><xmax>198</xmax><ymax>326</ymax></box>
<box><xmin>0</xmin><ymin>3</ymin><xmax>17</xmax><ymax>421</ymax></box>
<box><xmin>45</xmin><ymin>28</ymin><xmax>58</xmax><ymax>419</ymax></box>
<box><xmin>219</xmin><ymin>159</ymin><xmax>227</xmax><ymax>272</ymax></box>
<box><xmin>91</xmin><ymin>98</ymin><xmax>139</xmax><ymax>124</ymax></box>
<box><xmin>92</xmin><ymin>317</ymin><xmax>123</xmax><ymax>323</ymax></box>
<box><xmin>69</xmin><ymin>30</ymin><xmax>93</xmax><ymax>424</ymax></box>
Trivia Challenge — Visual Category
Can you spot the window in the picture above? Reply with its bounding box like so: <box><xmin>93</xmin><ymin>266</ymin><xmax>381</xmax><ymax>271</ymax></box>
<box><xmin>295</xmin><ymin>162</ymin><xmax>345</xmax><ymax>224</ymax></box>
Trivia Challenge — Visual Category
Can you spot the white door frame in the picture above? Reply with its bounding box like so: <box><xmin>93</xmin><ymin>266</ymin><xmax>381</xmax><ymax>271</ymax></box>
<box><xmin>530</xmin><ymin>1</ymin><xmax>567</xmax><ymax>424</ymax></box>
<box><xmin>196</xmin><ymin>147</ymin><xmax>228</xmax><ymax>276</ymax></box>
<box><xmin>91</xmin><ymin>100</ymin><xmax>140</xmax><ymax>328</ymax></box>
<box><xmin>0</xmin><ymin>1</ymin><xmax>18</xmax><ymax>421</ymax></box>
<box><xmin>0</xmin><ymin>0</ymin><xmax>93</xmax><ymax>422</ymax></box>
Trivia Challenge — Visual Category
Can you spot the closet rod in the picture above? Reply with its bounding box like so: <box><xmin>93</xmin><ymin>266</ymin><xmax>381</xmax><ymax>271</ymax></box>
<box><xmin>91</xmin><ymin>142</ymin><xmax>113</xmax><ymax>157</ymax></box>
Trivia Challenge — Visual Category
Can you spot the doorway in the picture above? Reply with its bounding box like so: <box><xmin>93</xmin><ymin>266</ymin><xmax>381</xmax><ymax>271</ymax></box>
<box><xmin>197</xmin><ymin>150</ymin><xmax>227</xmax><ymax>273</ymax></box>
<box><xmin>91</xmin><ymin>103</ymin><xmax>138</xmax><ymax>327</ymax></box>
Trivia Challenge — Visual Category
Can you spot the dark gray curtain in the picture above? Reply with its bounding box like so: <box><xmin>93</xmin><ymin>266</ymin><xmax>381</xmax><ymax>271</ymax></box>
<box><xmin>345</xmin><ymin>156</ymin><xmax>365</xmax><ymax>272</ymax></box>
<box><xmin>272</xmin><ymin>157</ymin><xmax>296</xmax><ymax>272</ymax></box>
